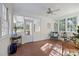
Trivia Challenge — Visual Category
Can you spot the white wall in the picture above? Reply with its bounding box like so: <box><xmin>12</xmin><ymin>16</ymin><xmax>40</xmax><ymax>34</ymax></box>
<box><xmin>0</xmin><ymin>35</ymin><xmax>10</xmax><ymax>56</ymax></box>
<box><xmin>39</xmin><ymin>17</ymin><xmax>55</xmax><ymax>41</ymax></box>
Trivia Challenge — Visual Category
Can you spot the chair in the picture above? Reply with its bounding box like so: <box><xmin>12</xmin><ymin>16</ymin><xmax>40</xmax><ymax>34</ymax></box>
<box><xmin>75</xmin><ymin>38</ymin><xmax>79</xmax><ymax>48</ymax></box>
<box><xmin>71</xmin><ymin>33</ymin><xmax>79</xmax><ymax>48</ymax></box>
<box><xmin>49</xmin><ymin>32</ymin><xmax>58</xmax><ymax>40</ymax></box>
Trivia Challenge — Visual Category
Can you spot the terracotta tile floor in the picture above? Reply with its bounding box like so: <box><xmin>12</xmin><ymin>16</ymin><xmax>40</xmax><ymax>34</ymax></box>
<box><xmin>10</xmin><ymin>39</ymin><xmax>79</xmax><ymax>56</ymax></box>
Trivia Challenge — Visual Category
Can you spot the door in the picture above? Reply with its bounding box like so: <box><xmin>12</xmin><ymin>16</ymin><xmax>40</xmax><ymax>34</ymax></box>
<box><xmin>24</xmin><ymin>20</ymin><xmax>33</xmax><ymax>43</ymax></box>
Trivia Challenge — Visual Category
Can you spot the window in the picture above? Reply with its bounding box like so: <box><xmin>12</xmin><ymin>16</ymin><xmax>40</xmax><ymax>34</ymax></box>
<box><xmin>0</xmin><ymin>4</ymin><xmax>2</xmax><ymax>37</ymax></box>
<box><xmin>25</xmin><ymin>21</ymin><xmax>32</xmax><ymax>35</ymax></box>
<box><xmin>8</xmin><ymin>11</ymin><xmax>12</xmax><ymax>34</ymax></box>
<box><xmin>13</xmin><ymin>15</ymin><xmax>24</xmax><ymax>33</ymax></box>
<box><xmin>58</xmin><ymin>17</ymin><xmax>77</xmax><ymax>33</ymax></box>
<box><xmin>67</xmin><ymin>17</ymin><xmax>77</xmax><ymax>32</ymax></box>
<box><xmin>1</xmin><ymin>5</ymin><xmax>9</xmax><ymax>36</ymax></box>
<box><xmin>59</xmin><ymin>19</ymin><xmax>65</xmax><ymax>31</ymax></box>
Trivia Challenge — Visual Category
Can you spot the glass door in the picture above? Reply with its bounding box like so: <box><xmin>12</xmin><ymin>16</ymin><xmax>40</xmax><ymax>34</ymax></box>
<box><xmin>25</xmin><ymin>20</ymin><xmax>33</xmax><ymax>43</ymax></box>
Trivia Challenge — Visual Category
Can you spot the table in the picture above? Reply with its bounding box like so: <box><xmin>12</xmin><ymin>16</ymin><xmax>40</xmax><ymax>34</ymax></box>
<box><xmin>11</xmin><ymin>35</ymin><xmax>22</xmax><ymax>47</ymax></box>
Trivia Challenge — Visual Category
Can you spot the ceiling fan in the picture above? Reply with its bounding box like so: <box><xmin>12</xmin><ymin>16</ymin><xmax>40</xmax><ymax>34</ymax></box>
<box><xmin>46</xmin><ymin>8</ymin><xmax>60</xmax><ymax>14</ymax></box>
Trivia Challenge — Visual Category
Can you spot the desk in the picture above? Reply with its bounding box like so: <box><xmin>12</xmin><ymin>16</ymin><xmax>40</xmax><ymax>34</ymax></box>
<box><xmin>11</xmin><ymin>35</ymin><xmax>22</xmax><ymax>47</ymax></box>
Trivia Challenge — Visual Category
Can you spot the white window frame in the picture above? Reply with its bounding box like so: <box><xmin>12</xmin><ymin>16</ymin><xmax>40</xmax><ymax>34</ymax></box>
<box><xmin>1</xmin><ymin>4</ymin><xmax>9</xmax><ymax>36</ymax></box>
<box><xmin>13</xmin><ymin>15</ymin><xmax>24</xmax><ymax>34</ymax></box>
<box><xmin>0</xmin><ymin>17</ymin><xmax>1</xmax><ymax>37</ymax></box>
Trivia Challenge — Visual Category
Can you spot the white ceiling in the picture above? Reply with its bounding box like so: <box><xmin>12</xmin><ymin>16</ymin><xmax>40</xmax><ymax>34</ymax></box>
<box><xmin>13</xmin><ymin>3</ymin><xmax>79</xmax><ymax>18</ymax></box>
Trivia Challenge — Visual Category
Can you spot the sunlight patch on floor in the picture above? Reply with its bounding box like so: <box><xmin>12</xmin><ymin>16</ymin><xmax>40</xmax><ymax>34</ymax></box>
<box><xmin>40</xmin><ymin>43</ymin><xmax>53</xmax><ymax>53</ymax></box>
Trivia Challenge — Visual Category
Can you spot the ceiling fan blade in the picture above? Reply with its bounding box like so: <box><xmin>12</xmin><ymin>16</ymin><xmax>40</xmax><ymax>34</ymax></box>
<box><xmin>48</xmin><ymin>8</ymin><xmax>51</xmax><ymax>11</ymax></box>
<box><xmin>47</xmin><ymin>8</ymin><xmax>52</xmax><ymax>14</ymax></box>
<box><xmin>53</xmin><ymin>9</ymin><xmax>60</xmax><ymax>12</ymax></box>
<box><xmin>47</xmin><ymin>11</ymin><xmax>52</xmax><ymax>14</ymax></box>
<box><xmin>46</xmin><ymin>8</ymin><xmax>60</xmax><ymax>15</ymax></box>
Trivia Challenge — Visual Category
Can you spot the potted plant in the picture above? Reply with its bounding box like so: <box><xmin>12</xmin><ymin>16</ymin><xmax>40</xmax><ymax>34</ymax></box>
<box><xmin>74</xmin><ymin>26</ymin><xmax>79</xmax><ymax>48</ymax></box>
